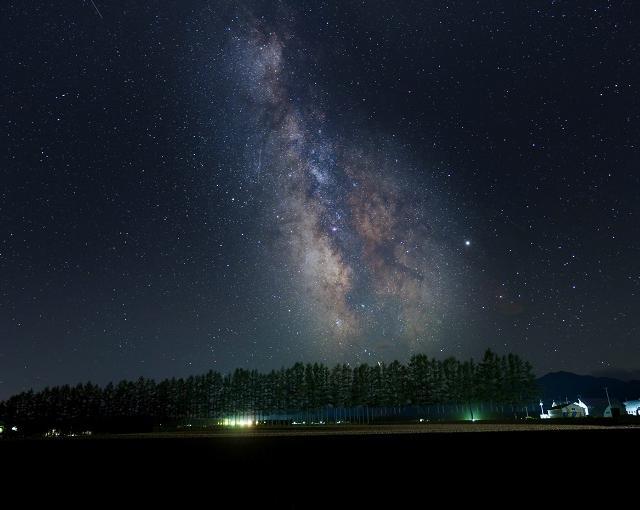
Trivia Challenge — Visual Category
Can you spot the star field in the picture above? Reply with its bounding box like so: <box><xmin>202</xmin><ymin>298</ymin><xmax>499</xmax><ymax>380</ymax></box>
<box><xmin>2</xmin><ymin>0</ymin><xmax>639</xmax><ymax>399</ymax></box>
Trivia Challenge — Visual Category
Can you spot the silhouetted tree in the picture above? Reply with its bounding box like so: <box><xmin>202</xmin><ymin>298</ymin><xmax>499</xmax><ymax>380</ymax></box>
<box><xmin>0</xmin><ymin>351</ymin><xmax>540</xmax><ymax>431</ymax></box>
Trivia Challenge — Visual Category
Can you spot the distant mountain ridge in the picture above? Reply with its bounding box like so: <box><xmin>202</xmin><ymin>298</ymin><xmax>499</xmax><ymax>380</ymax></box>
<box><xmin>537</xmin><ymin>371</ymin><xmax>640</xmax><ymax>401</ymax></box>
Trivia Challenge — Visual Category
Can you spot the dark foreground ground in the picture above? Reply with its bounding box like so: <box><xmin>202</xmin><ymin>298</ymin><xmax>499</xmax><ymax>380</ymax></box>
<box><xmin>3</xmin><ymin>423</ymin><xmax>636</xmax><ymax>500</ymax></box>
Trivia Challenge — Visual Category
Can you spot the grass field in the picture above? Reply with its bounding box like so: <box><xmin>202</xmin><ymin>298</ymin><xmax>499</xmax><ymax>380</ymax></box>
<box><xmin>82</xmin><ymin>421</ymin><xmax>637</xmax><ymax>439</ymax></box>
<box><xmin>3</xmin><ymin>423</ymin><xmax>636</xmax><ymax>496</ymax></box>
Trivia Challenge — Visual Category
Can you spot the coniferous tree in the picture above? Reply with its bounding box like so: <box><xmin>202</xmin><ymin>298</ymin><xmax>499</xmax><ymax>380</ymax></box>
<box><xmin>0</xmin><ymin>351</ymin><xmax>542</xmax><ymax>430</ymax></box>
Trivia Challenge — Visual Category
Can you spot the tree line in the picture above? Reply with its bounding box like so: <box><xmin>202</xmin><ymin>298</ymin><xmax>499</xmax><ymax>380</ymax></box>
<box><xmin>0</xmin><ymin>350</ymin><xmax>538</xmax><ymax>431</ymax></box>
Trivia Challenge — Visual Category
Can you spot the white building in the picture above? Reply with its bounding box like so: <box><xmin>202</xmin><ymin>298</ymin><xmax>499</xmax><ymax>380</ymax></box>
<box><xmin>623</xmin><ymin>399</ymin><xmax>640</xmax><ymax>416</ymax></box>
<box><xmin>547</xmin><ymin>399</ymin><xmax>589</xmax><ymax>418</ymax></box>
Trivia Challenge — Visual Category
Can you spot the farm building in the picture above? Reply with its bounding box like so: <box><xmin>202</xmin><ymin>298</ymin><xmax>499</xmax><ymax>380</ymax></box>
<box><xmin>623</xmin><ymin>399</ymin><xmax>640</xmax><ymax>416</ymax></box>
<box><xmin>547</xmin><ymin>399</ymin><xmax>589</xmax><ymax>418</ymax></box>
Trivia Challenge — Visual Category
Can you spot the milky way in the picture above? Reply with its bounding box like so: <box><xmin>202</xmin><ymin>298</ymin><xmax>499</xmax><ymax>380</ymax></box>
<box><xmin>227</xmin><ymin>21</ymin><xmax>456</xmax><ymax>361</ymax></box>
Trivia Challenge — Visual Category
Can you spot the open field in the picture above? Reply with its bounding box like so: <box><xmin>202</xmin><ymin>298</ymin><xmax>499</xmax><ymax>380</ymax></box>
<box><xmin>3</xmin><ymin>423</ymin><xmax>636</xmax><ymax>494</ymax></box>
<box><xmin>3</xmin><ymin>421</ymin><xmax>639</xmax><ymax>442</ymax></box>
<box><xmin>70</xmin><ymin>421</ymin><xmax>640</xmax><ymax>439</ymax></box>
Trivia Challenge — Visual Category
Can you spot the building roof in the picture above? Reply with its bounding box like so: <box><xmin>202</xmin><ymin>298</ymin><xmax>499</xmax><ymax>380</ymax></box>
<box><xmin>549</xmin><ymin>402</ymin><xmax>574</xmax><ymax>410</ymax></box>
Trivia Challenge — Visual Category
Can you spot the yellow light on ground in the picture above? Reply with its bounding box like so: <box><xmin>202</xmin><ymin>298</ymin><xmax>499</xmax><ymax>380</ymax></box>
<box><xmin>222</xmin><ymin>417</ymin><xmax>254</xmax><ymax>427</ymax></box>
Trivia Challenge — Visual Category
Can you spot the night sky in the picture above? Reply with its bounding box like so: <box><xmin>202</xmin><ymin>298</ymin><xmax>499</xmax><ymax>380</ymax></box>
<box><xmin>2</xmin><ymin>1</ymin><xmax>639</xmax><ymax>400</ymax></box>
